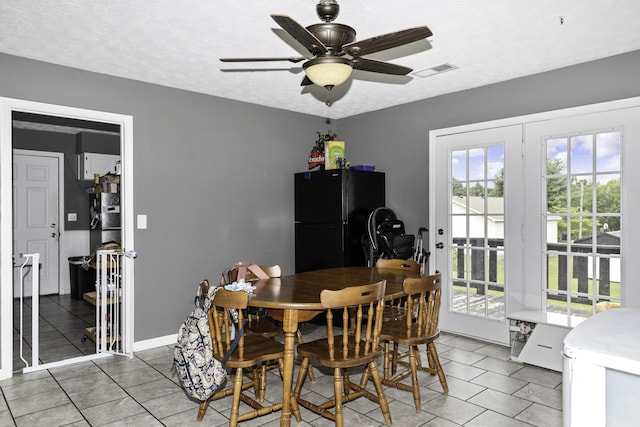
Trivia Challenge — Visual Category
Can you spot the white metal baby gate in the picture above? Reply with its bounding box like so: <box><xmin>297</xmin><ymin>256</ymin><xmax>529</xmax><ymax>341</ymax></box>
<box><xmin>17</xmin><ymin>249</ymin><xmax>132</xmax><ymax>373</ymax></box>
<box><xmin>17</xmin><ymin>253</ymin><xmax>40</xmax><ymax>371</ymax></box>
<box><xmin>91</xmin><ymin>249</ymin><xmax>131</xmax><ymax>356</ymax></box>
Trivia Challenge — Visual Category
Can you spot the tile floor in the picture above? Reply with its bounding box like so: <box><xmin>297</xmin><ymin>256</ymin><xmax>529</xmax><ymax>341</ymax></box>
<box><xmin>2</xmin><ymin>296</ymin><xmax>564</xmax><ymax>426</ymax></box>
<box><xmin>12</xmin><ymin>295</ymin><xmax>96</xmax><ymax>369</ymax></box>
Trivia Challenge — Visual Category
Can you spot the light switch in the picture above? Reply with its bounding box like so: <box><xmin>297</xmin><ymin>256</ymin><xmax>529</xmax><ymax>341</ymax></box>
<box><xmin>67</xmin><ymin>212</ymin><xmax>77</xmax><ymax>222</ymax></box>
<box><xmin>137</xmin><ymin>214</ymin><xmax>147</xmax><ymax>229</ymax></box>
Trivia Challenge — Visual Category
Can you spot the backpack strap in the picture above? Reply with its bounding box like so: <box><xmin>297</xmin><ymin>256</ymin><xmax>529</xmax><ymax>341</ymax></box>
<box><xmin>232</xmin><ymin>262</ymin><xmax>270</xmax><ymax>281</ymax></box>
<box><xmin>221</xmin><ymin>319</ymin><xmax>247</xmax><ymax>366</ymax></box>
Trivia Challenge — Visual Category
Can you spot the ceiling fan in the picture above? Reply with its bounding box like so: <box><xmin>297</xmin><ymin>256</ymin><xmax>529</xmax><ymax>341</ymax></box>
<box><xmin>220</xmin><ymin>0</ymin><xmax>433</xmax><ymax>91</ymax></box>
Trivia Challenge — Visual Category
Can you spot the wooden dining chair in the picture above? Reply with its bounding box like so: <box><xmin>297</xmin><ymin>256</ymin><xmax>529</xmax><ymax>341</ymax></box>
<box><xmin>291</xmin><ymin>280</ymin><xmax>392</xmax><ymax>427</ymax></box>
<box><xmin>375</xmin><ymin>258</ymin><xmax>421</xmax><ymax>322</ymax></box>
<box><xmin>196</xmin><ymin>288</ymin><xmax>284</xmax><ymax>425</ymax></box>
<box><xmin>231</xmin><ymin>264</ymin><xmax>283</xmax><ymax>338</ymax></box>
<box><xmin>376</xmin><ymin>258</ymin><xmax>422</xmax><ymax>273</ymax></box>
<box><xmin>380</xmin><ymin>272</ymin><xmax>448</xmax><ymax>413</ymax></box>
<box><xmin>239</xmin><ymin>264</ymin><xmax>320</xmax><ymax>383</ymax></box>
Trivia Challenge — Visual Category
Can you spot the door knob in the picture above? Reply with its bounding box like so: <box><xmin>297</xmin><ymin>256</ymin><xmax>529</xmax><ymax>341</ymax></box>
<box><xmin>438</xmin><ymin>228</ymin><xmax>444</xmax><ymax>235</ymax></box>
<box><xmin>51</xmin><ymin>232</ymin><xmax>57</xmax><ymax>238</ymax></box>
<box><xmin>435</xmin><ymin>242</ymin><xmax>444</xmax><ymax>249</ymax></box>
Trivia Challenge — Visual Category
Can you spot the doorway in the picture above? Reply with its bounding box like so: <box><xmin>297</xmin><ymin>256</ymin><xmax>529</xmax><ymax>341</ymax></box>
<box><xmin>0</xmin><ymin>98</ymin><xmax>135</xmax><ymax>380</ymax></box>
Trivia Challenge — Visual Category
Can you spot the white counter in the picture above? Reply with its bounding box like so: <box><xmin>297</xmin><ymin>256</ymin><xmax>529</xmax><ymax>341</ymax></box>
<box><xmin>563</xmin><ymin>308</ymin><xmax>640</xmax><ymax>426</ymax></box>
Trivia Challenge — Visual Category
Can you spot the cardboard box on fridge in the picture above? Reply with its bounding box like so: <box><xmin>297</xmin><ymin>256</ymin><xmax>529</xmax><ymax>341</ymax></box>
<box><xmin>325</xmin><ymin>141</ymin><xmax>345</xmax><ymax>170</ymax></box>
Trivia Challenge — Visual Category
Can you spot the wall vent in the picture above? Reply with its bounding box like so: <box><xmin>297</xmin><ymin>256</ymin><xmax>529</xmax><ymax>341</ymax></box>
<box><xmin>413</xmin><ymin>63</ymin><xmax>458</xmax><ymax>78</ymax></box>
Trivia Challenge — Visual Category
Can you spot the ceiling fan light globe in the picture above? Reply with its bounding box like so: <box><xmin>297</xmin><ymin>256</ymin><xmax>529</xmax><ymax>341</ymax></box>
<box><xmin>303</xmin><ymin>59</ymin><xmax>352</xmax><ymax>88</ymax></box>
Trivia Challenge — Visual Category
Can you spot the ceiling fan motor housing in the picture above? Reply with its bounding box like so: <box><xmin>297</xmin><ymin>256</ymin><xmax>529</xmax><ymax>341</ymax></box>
<box><xmin>307</xmin><ymin>23</ymin><xmax>355</xmax><ymax>55</ymax></box>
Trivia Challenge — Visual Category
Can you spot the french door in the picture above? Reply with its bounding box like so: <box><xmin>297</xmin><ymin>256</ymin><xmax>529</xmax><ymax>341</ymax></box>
<box><xmin>432</xmin><ymin>125</ymin><xmax>523</xmax><ymax>344</ymax></box>
<box><xmin>430</xmin><ymin>99</ymin><xmax>640</xmax><ymax>346</ymax></box>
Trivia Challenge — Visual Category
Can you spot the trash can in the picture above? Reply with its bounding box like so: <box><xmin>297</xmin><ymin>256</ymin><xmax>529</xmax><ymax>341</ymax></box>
<box><xmin>68</xmin><ymin>256</ymin><xmax>96</xmax><ymax>300</ymax></box>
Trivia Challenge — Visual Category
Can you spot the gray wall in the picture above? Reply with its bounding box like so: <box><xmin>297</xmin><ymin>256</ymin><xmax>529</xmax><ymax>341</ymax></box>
<box><xmin>2</xmin><ymin>50</ymin><xmax>640</xmax><ymax>343</ymax></box>
<box><xmin>1</xmin><ymin>53</ymin><xmax>325</xmax><ymax>341</ymax></box>
<box><xmin>338</xmin><ymin>50</ymin><xmax>640</xmax><ymax>237</ymax></box>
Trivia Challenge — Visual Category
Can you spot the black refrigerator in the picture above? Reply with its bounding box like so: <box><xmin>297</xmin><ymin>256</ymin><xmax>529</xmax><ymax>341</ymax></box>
<box><xmin>295</xmin><ymin>169</ymin><xmax>385</xmax><ymax>273</ymax></box>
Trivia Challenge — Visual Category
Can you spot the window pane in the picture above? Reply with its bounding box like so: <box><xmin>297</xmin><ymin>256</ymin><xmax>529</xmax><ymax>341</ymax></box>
<box><xmin>547</xmin><ymin>138</ymin><xmax>568</xmax><ymax>175</ymax></box>
<box><xmin>596</xmin><ymin>174</ymin><xmax>620</xmax><ymax>215</ymax></box>
<box><xmin>547</xmin><ymin>253</ymin><xmax>570</xmax><ymax>292</ymax></box>
<box><xmin>547</xmin><ymin>176</ymin><xmax>568</xmax><ymax>213</ymax></box>
<box><xmin>452</xmin><ymin>180</ymin><xmax>467</xmax><ymax>198</ymax></box>
<box><xmin>571</xmin><ymin>216</ymin><xmax>594</xmax><ymax>243</ymax></box>
<box><xmin>487</xmin><ymin>145</ymin><xmax>504</xmax><ymax>181</ymax></box>
<box><xmin>469</xmin><ymin>148</ymin><xmax>485</xmax><ymax>180</ymax></box>
<box><xmin>490</xmin><ymin>215</ymin><xmax>504</xmax><ymax>239</ymax></box>
<box><xmin>488</xmin><ymin>285</ymin><xmax>505</xmax><ymax>320</ymax></box>
<box><xmin>468</xmin><ymin>283</ymin><xmax>487</xmax><ymax>317</ymax></box>
<box><xmin>452</xmin><ymin>150</ymin><xmax>467</xmax><ymax>181</ymax></box>
<box><xmin>570</xmin><ymin>135</ymin><xmax>593</xmax><ymax>174</ymax></box>
<box><xmin>598</xmin><ymin>215</ymin><xmax>621</xmax><ymax>237</ymax></box>
<box><xmin>596</xmin><ymin>131</ymin><xmax>621</xmax><ymax>173</ymax></box>
<box><xmin>452</xmin><ymin>215</ymin><xmax>468</xmax><ymax>240</ymax></box>
<box><xmin>570</xmin><ymin>177</ymin><xmax>592</xmax><ymax>214</ymax></box>
<box><xmin>451</xmin><ymin>246</ymin><xmax>461</xmax><ymax>279</ymax></box>
<box><xmin>546</xmin><ymin>290</ymin><xmax>567</xmax><ymax>314</ymax></box>
<box><xmin>570</xmin><ymin>299</ymin><xmax>592</xmax><ymax>317</ymax></box>
<box><xmin>452</xmin><ymin>283</ymin><xmax>468</xmax><ymax>313</ymax></box>
<box><xmin>490</xmin><ymin>248</ymin><xmax>505</xmax><ymax>285</ymax></box>
<box><xmin>594</xmin><ymin>256</ymin><xmax>620</xmax><ymax>301</ymax></box>
<box><xmin>469</xmin><ymin>182</ymin><xmax>486</xmax><ymax>199</ymax></box>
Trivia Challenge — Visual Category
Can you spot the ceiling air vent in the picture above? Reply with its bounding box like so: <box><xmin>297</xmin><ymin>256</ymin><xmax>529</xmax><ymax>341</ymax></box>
<box><xmin>412</xmin><ymin>63</ymin><xmax>457</xmax><ymax>78</ymax></box>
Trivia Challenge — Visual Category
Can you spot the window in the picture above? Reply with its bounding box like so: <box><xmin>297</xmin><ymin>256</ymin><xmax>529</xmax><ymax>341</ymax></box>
<box><xmin>544</xmin><ymin>130</ymin><xmax>621</xmax><ymax>317</ymax></box>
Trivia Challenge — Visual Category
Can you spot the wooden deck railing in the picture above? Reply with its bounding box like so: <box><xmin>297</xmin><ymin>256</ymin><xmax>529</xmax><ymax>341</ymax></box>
<box><xmin>451</xmin><ymin>238</ymin><xmax>620</xmax><ymax>303</ymax></box>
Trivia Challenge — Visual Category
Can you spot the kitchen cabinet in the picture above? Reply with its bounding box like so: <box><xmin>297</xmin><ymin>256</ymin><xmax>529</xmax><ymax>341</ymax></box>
<box><xmin>78</xmin><ymin>152</ymin><xmax>120</xmax><ymax>180</ymax></box>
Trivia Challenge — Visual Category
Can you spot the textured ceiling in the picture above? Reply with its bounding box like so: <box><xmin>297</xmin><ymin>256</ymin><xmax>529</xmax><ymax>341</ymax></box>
<box><xmin>1</xmin><ymin>0</ymin><xmax>640</xmax><ymax>120</ymax></box>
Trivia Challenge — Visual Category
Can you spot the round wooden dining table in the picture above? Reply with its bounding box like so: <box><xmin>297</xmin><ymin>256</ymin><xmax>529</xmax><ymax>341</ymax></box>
<box><xmin>247</xmin><ymin>266</ymin><xmax>421</xmax><ymax>427</ymax></box>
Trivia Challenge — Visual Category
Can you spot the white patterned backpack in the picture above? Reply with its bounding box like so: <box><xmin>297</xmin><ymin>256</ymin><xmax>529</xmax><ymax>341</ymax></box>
<box><xmin>173</xmin><ymin>280</ymin><xmax>227</xmax><ymax>401</ymax></box>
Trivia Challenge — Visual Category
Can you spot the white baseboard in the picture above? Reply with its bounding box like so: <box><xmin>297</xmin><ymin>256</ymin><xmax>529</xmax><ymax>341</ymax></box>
<box><xmin>133</xmin><ymin>334</ymin><xmax>176</xmax><ymax>352</ymax></box>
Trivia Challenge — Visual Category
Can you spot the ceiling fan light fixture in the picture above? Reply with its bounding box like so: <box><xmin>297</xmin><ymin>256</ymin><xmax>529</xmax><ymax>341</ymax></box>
<box><xmin>303</xmin><ymin>57</ymin><xmax>352</xmax><ymax>89</ymax></box>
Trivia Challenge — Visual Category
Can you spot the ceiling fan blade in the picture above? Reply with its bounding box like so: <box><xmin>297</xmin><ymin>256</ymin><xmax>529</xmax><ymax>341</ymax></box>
<box><xmin>221</xmin><ymin>67</ymin><xmax>303</xmax><ymax>74</ymax></box>
<box><xmin>220</xmin><ymin>57</ymin><xmax>307</xmax><ymax>63</ymax></box>
<box><xmin>352</xmin><ymin>57</ymin><xmax>413</xmax><ymax>75</ymax></box>
<box><xmin>271</xmin><ymin>14</ymin><xmax>328</xmax><ymax>55</ymax></box>
<box><xmin>343</xmin><ymin>26</ymin><xmax>432</xmax><ymax>57</ymax></box>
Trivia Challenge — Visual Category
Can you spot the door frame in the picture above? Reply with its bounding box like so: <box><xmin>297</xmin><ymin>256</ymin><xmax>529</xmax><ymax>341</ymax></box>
<box><xmin>1</xmin><ymin>98</ymin><xmax>134</xmax><ymax>379</ymax></box>
<box><xmin>13</xmin><ymin>149</ymin><xmax>64</xmax><ymax>296</ymax></box>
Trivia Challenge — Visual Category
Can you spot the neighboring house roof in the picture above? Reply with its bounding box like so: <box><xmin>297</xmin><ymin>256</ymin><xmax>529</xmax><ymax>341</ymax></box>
<box><xmin>452</xmin><ymin>196</ymin><xmax>562</xmax><ymax>221</ymax></box>
<box><xmin>452</xmin><ymin>196</ymin><xmax>504</xmax><ymax>220</ymax></box>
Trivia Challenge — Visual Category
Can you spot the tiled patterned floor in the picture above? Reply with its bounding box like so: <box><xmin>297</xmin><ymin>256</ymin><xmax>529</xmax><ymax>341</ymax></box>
<box><xmin>12</xmin><ymin>295</ymin><xmax>96</xmax><ymax>370</ymax></box>
<box><xmin>2</xmin><ymin>297</ymin><xmax>564</xmax><ymax>426</ymax></box>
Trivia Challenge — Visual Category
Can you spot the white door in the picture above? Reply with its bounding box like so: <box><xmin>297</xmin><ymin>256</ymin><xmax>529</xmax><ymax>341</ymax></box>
<box><xmin>524</xmin><ymin>107</ymin><xmax>640</xmax><ymax>316</ymax></box>
<box><xmin>13</xmin><ymin>152</ymin><xmax>60</xmax><ymax>296</ymax></box>
<box><xmin>432</xmin><ymin>125</ymin><xmax>523</xmax><ymax>344</ymax></box>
